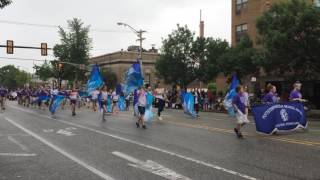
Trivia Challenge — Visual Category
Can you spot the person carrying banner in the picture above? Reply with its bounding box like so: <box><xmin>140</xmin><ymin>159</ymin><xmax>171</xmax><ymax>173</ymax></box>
<box><xmin>136</xmin><ymin>86</ymin><xmax>147</xmax><ymax>129</ymax></box>
<box><xmin>263</xmin><ymin>84</ymin><xmax>279</xmax><ymax>104</ymax></box>
<box><xmin>289</xmin><ymin>81</ymin><xmax>307</xmax><ymax>103</ymax></box>
<box><xmin>69</xmin><ymin>87</ymin><xmax>79</xmax><ymax>116</ymax></box>
<box><xmin>232</xmin><ymin>85</ymin><xmax>250</xmax><ymax>138</ymax></box>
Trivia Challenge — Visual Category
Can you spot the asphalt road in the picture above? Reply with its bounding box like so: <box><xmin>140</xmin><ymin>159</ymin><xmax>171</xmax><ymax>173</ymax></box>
<box><xmin>0</xmin><ymin>101</ymin><xmax>319</xmax><ymax>180</ymax></box>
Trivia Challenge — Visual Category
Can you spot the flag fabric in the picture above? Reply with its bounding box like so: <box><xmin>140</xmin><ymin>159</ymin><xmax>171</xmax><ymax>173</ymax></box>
<box><xmin>183</xmin><ymin>92</ymin><xmax>197</xmax><ymax>118</ymax></box>
<box><xmin>133</xmin><ymin>90</ymin><xmax>139</xmax><ymax>116</ymax></box>
<box><xmin>116</xmin><ymin>84</ymin><xmax>123</xmax><ymax>95</ymax></box>
<box><xmin>87</xmin><ymin>64</ymin><xmax>104</xmax><ymax>95</ymax></box>
<box><xmin>252</xmin><ymin>102</ymin><xmax>307</xmax><ymax>134</ymax></box>
<box><xmin>49</xmin><ymin>95</ymin><xmax>65</xmax><ymax>114</ymax></box>
<box><xmin>123</xmin><ymin>62</ymin><xmax>144</xmax><ymax>96</ymax></box>
<box><xmin>223</xmin><ymin>74</ymin><xmax>240</xmax><ymax>117</ymax></box>
<box><xmin>117</xmin><ymin>96</ymin><xmax>126</xmax><ymax>111</ymax></box>
<box><xmin>79</xmin><ymin>91</ymin><xmax>89</xmax><ymax>98</ymax></box>
<box><xmin>144</xmin><ymin>92</ymin><xmax>154</xmax><ymax>122</ymax></box>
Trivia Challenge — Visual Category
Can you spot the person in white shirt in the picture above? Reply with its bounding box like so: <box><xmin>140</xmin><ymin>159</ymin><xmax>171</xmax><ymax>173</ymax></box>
<box><xmin>111</xmin><ymin>90</ymin><xmax>119</xmax><ymax>114</ymax></box>
<box><xmin>91</xmin><ymin>88</ymin><xmax>99</xmax><ymax>112</ymax></box>
<box><xmin>69</xmin><ymin>87</ymin><xmax>79</xmax><ymax>116</ymax></box>
<box><xmin>100</xmin><ymin>86</ymin><xmax>109</xmax><ymax>121</ymax></box>
<box><xmin>136</xmin><ymin>86</ymin><xmax>147</xmax><ymax>129</ymax></box>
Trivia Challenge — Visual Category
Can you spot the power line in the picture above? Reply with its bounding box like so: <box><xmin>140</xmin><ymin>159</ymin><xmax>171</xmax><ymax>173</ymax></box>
<box><xmin>0</xmin><ymin>20</ymin><xmax>133</xmax><ymax>33</ymax></box>
<box><xmin>0</xmin><ymin>56</ymin><xmax>53</xmax><ymax>62</ymax></box>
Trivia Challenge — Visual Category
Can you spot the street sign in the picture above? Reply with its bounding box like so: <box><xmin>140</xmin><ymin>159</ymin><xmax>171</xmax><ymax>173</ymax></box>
<box><xmin>6</xmin><ymin>40</ymin><xmax>13</xmax><ymax>54</ymax></box>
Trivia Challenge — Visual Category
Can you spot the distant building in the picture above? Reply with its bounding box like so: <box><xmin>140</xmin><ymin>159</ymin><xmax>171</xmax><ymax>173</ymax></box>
<box><xmin>89</xmin><ymin>48</ymin><xmax>160</xmax><ymax>87</ymax></box>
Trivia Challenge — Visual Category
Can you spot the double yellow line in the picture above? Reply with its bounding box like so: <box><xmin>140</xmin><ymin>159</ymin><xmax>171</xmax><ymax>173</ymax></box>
<box><xmin>165</xmin><ymin>121</ymin><xmax>320</xmax><ymax>148</ymax></box>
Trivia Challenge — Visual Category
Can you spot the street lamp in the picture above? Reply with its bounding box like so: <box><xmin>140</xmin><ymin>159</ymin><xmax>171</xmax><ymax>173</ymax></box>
<box><xmin>117</xmin><ymin>22</ymin><xmax>146</xmax><ymax>73</ymax></box>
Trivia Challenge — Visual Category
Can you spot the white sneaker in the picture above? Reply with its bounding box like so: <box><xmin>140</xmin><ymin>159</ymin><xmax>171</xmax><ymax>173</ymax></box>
<box><xmin>158</xmin><ymin>116</ymin><xmax>163</xmax><ymax>121</ymax></box>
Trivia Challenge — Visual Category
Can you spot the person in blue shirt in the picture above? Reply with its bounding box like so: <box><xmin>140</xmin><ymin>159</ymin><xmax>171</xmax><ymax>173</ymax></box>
<box><xmin>263</xmin><ymin>84</ymin><xmax>279</xmax><ymax>104</ymax></box>
<box><xmin>289</xmin><ymin>81</ymin><xmax>307</xmax><ymax>102</ymax></box>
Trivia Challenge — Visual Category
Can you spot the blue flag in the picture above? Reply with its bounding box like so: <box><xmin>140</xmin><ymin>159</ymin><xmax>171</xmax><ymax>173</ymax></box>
<box><xmin>183</xmin><ymin>93</ymin><xmax>197</xmax><ymax>118</ymax></box>
<box><xmin>87</xmin><ymin>64</ymin><xmax>104</xmax><ymax>95</ymax></box>
<box><xmin>123</xmin><ymin>62</ymin><xmax>144</xmax><ymax>96</ymax></box>
<box><xmin>117</xmin><ymin>96</ymin><xmax>126</xmax><ymax>111</ymax></box>
<box><xmin>252</xmin><ymin>102</ymin><xmax>307</xmax><ymax>134</ymax></box>
<box><xmin>144</xmin><ymin>92</ymin><xmax>154</xmax><ymax>122</ymax></box>
<box><xmin>49</xmin><ymin>95</ymin><xmax>65</xmax><ymax>114</ymax></box>
<box><xmin>223</xmin><ymin>74</ymin><xmax>240</xmax><ymax>117</ymax></box>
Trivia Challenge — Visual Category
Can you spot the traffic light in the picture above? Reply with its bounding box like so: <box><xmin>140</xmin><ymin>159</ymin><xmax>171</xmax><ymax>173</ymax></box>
<box><xmin>41</xmin><ymin>43</ymin><xmax>47</xmax><ymax>56</ymax></box>
<box><xmin>7</xmin><ymin>40</ymin><xmax>13</xmax><ymax>54</ymax></box>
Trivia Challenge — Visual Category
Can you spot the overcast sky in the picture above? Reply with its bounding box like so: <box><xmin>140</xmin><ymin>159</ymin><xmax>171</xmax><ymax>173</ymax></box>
<box><xmin>0</xmin><ymin>0</ymin><xmax>231</xmax><ymax>72</ymax></box>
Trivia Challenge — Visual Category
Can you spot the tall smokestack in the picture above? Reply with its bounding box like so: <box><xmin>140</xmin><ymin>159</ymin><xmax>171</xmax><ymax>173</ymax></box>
<box><xmin>200</xmin><ymin>10</ymin><xmax>204</xmax><ymax>38</ymax></box>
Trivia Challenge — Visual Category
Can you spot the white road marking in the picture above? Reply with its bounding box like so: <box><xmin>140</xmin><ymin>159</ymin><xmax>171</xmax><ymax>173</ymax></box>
<box><xmin>4</xmin><ymin>117</ymin><xmax>114</xmax><ymax>180</ymax></box>
<box><xmin>43</xmin><ymin>129</ymin><xmax>54</xmax><ymax>133</ymax></box>
<box><xmin>56</xmin><ymin>129</ymin><xmax>75</xmax><ymax>136</ymax></box>
<box><xmin>112</xmin><ymin>151</ymin><xmax>191</xmax><ymax>180</ymax></box>
<box><xmin>0</xmin><ymin>153</ymin><xmax>36</xmax><ymax>157</ymax></box>
<box><xmin>8</xmin><ymin>135</ymin><xmax>29</xmax><ymax>151</ymax></box>
<box><xmin>8</xmin><ymin>106</ymin><xmax>258</xmax><ymax>180</ymax></box>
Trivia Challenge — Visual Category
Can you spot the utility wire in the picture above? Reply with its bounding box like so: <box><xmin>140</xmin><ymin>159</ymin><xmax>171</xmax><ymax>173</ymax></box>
<box><xmin>0</xmin><ymin>20</ymin><xmax>133</xmax><ymax>33</ymax></box>
<box><xmin>0</xmin><ymin>56</ymin><xmax>53</xmax><ymax>62</ymax></box>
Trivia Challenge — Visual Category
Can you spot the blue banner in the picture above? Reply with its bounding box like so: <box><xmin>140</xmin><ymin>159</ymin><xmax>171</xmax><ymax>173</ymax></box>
<box><xmin>49</xmin><ymin>95</ymin><xmax>65</xmax><ymax>114</ymax></box>
<box><xmin>183</xmin><ymin>93</ymin><xmax>196</xmax><ymax>118</ymax></box>
<box><xmin>252</xmin><ymin>102</ymin><xmax>307</xmax><ymax>134</ymax></box>
<box><xmin>87</xmin><ymin>64</ymin><xmax>104</xmax><ymax>95</ymax></box>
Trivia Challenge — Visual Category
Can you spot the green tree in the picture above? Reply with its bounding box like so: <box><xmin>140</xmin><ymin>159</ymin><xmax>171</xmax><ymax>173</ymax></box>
<box><xmin>0</xmin><ymin>65</ymin><xmax>30</xmax><ymax>89</ymax></box>
<box><xmin>217</xmin><ymin>36</ymin><xmax>260</xmax><ymax>78</ymax></box>
<box><xmin>196</xmin><ymin>38</ymin><xmax>229</xmax><ymax>83</ymax></box>
<box><xmin>256</xmin><ymin>0</ymin><xmax>320</xmax><ymax>79</ymax></box>
<box><xmin>0</xmin><ymin>0</ymin><xmax>11</xmax><ymax>9</ymax></box>
<box><xmin>155</xmin><ymin>25</ymin><xmax>197</xmax><ymax>88</ymax></box>
<box><xmin>101</xmin><ymin>68</ymin><xmax>118</xmax><ymax>90</ymax></box>
<box><xmin>53</xmin><ymin>18</ymin><xmax>91</xmax><ymax>84</ymax></box>
<box><xmin>34</xmin><ymin>61</ymin><xmax>53</xmax><ymax>81</ymax></box>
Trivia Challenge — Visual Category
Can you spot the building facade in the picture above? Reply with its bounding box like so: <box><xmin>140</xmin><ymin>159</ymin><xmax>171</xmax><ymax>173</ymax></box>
<box><xmin>89</xmin><ymin>50</ymin><xmax>159</xmax><ymax>86</ymax></box>
<box><xmin>231</xmin><ymin>0</ymin><xmax>318</xmax><ymax>47</ymax></box>
<box><xmin>230</xmin><ymin>0</ymin><xmax>320</xmax><ymax>109</ymax></box>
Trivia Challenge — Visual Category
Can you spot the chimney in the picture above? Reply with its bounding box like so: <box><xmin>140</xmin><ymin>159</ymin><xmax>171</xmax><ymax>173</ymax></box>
<box><xmin>199</xmin><ymin>10</ymin><xmax>204</xmax><ymax>38</ymax></box>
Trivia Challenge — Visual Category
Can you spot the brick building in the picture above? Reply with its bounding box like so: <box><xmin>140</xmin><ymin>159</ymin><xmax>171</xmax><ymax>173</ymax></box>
<box><xmin>89</xmin><ymin>48</ymin><xmax>160</xmax><ymax>87</ymax></box>
<box><xmin>229</xmin><ymin>0</ymin><xmax>320</xmax><ymax>109</ymax></box>
<box><xmin>232</xmin><ymin>0</ymin><xmax>318</xmax><ymax>47</ymax></box>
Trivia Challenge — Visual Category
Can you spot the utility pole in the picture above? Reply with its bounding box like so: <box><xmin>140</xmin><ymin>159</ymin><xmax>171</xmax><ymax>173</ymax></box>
<box><xmin>117</xmin><ymin>22</ymin><xmax>146</xmax><ymax>73</ymax></box>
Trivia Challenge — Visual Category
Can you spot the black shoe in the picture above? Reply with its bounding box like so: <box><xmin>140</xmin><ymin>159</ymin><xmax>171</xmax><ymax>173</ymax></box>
<box><xmin>142</xmin><ymin>125</ymin><xmax>147</xmax><ymax>129</ymax></box>
<box><xmin>72</xmin><ymin>112</ymin><xmax>76</xmax><ymax>116</ymax></box>
<box><xmin>234</xmin><ymin>128</ymin><xmax>239</xmax><ymax>136</ymax></box>
<box><xmin>136</xmin><ymin>122</ymin><xmax>140</xmax><ymax>128</ymax></box>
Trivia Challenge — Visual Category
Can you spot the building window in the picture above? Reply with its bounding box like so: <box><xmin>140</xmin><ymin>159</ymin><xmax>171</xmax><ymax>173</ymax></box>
<box><xmin>236</xmin><ymin>0</ymin><xmax>248</xmax><ymax>15</ymax></box>
<box><xmin>236</xmin><ymin>24</ymin><xmax>248</xmax><ymax>42</ymax></box>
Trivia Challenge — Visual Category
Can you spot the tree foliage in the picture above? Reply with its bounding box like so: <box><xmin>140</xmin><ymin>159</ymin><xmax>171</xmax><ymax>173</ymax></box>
<box><xmin>156</xmin><ymin>25</ymin><xmax>230</xmax><ymax>87</ymax></box>
<box><xmin>53</xmin><ymin>18</ymin><xmax>91</xmax><ymax>82</ymax></box>
<box><xmin>0</xmin><ymin>0</ymin><xmax>11</xmax><ymax>9</ymax></box>
<box><xmin>100</xmin><ymin>68</ymin><xmax>118</xmax><ymax>90</ymax></box>
<box><xmin>156</xmin><ymin>25</ymin><xmax>196</xmax><ymax>88</ymax></box>
<box><xmin>217</xmin><ymin>36</ymin><xmax>260</xmax><ymax>78</ymax></box>
<box><xmin>34</xmin><ymin>61</ymin><xmax>53</xmax><ymax>81</ymax></box>
<box><xmin>0</xmin><ymin>65</ymin><xmax>31</xmax><ymax>89</ymax></box>
<box><xmin>256</xmin><ymin>0</ymin><xmax>320</xmax><ymax>79</ymax></box>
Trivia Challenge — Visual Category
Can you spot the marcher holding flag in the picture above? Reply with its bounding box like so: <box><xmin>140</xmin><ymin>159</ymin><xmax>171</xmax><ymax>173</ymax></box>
<box><xmin>232</xmin><ymin>85</ymin><xmax>249</xmax><ymax>138</ymax></box>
